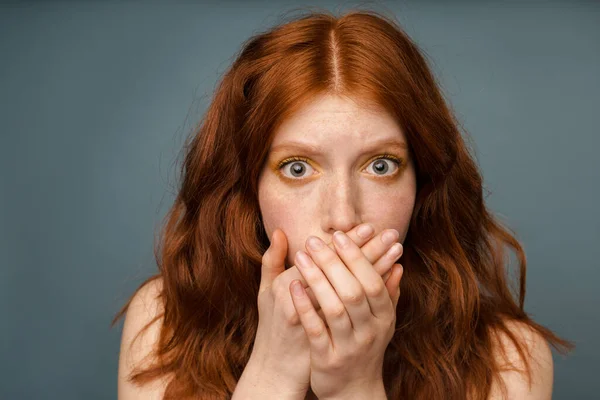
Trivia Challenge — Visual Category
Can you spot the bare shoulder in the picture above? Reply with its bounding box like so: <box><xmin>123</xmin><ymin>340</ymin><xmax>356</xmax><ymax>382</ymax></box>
<box><xmin>118</xmin><ymin>277</ymin><xmax>172</xmax><ymax>400</ymax></box>
<box><xmin>488</xmin><ymin>319</ymin><xmax>554</xmax><ymax>400</ymax></box>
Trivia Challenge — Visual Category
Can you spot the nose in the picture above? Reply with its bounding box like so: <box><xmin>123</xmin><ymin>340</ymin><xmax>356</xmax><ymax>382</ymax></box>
<box><xmin>321</xmin><ymin>174</ymin><xmax>361</xmax><ymax>234</ymax></box>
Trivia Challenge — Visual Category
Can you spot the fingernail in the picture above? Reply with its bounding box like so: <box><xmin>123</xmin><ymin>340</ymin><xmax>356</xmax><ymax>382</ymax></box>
<box><xmin>357</xmin><ymin>224</ymin><xmax>374</xmax><ymax>238</ymax></box>
<box><xmin>296</xmin><ymin>250</ymin><xmax>311</xmax><ymax>268</ymax></box>
<box><xmin>307</xmin><ymin>236</ymin><xmax>323</xmax><ymax>251</ymax></box>
<box><xmin>388</xmin><ymin>243</ymin><xmax>402</xmax><ymax>257</ymax></box>
<box><xmin>333</xmin><ymin>231</ymin><xmax>350</xmax><ymax>247</ymax></box>
<box><xmin>381</xmin><ymin>229</ymin><xmax>399</xmax><ymax>245</ymax></box>
<box><xmin>291</xmin><ymin>280</ymin><xmax>304</xmax><ymax>296</ymax></box>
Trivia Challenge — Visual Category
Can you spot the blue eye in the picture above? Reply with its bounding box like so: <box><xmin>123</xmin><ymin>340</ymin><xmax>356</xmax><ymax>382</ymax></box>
<box><xmin>279</xmin><ymin>158</ymin><xmax>314</xmax><ymax>179</ymax></box>
<box><xmin>277</xmin><ymin>155</ymin><xmax>403</xmax><ymax>180</ymax></box>
<box><xmin>365</xmin><ymin>157</ymin><xmax>400</xmax><ymax>176</ymax></box>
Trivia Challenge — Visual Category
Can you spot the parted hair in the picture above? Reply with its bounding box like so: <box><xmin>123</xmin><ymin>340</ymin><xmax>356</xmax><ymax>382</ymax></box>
<box><xmin>113</xmin><ymin>8</ymin><xmax>574</xmax><ymax>399</ymax></box>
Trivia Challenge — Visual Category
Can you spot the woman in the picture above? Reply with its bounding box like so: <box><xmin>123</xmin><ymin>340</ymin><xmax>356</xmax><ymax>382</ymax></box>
<box><xmin>113</xmin><ymin>8</ymin><xmax>574</xmax><ymax>400</ymax></box>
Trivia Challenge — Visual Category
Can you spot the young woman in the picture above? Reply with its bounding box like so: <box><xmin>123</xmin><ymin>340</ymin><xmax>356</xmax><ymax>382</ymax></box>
<box><xmin>114</xmin><ymin>8</ymin><xmax>574</xmax><ymax>400</ymax></box>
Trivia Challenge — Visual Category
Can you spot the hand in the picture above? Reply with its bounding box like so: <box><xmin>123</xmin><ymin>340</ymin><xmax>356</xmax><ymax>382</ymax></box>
<box><xmin>251</xmin><ymin>225</ymin><xmax>402</xmax><ymax>398</ymax></box>
<box><xmin>292</xmin><ymin>229</ymin><xmax>402</xmax><ymax>323</ymax></box>
<box><xmin>290</xmin><ymin>230</ymin><xmax>404</xmax><ymax>399</ymax></box>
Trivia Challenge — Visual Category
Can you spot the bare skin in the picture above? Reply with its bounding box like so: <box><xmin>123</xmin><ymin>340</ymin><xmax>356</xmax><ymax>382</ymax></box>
<box><xmin>252</xmin><ymin>93</ymin><xmax>417</xmax><ymax>398</ymax></box>
<box><xmin>258</xmin><ymin>93</ymin><xmax>417</xmax><ymax>270</ymax></box>
<box><xmin>243</xmin><ymin>224</ymin><xmax>403</xmax><ymax>400</ymax></box>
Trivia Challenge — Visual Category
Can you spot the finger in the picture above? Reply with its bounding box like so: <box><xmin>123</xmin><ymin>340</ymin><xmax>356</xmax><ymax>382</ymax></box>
<box><xmin>281</xmin><ymin>264</ymin><xmax>363</xmax><ymax>323</ymax></box>
<box><xmin>259</xmin><ymin>228</ymin><xmax>288</xmax><ymax>293</ymax></box>
<box><xmin>275</xmin><ymin>225</ymin><xmax>399</xmax><ymax>315</ymax></box>
<box><xmin>280</xmin><ymin>223</ymin><xmax>379</xmax><ymax>313</ymax></box>
<box><xmin>293</xmin><ymin>284</ymin><xmax>334</xmax><ymax>324</ymax></box>
<box><xmin>385</xmin><ymin>263</ymin><xmax>404</xmax><ymax>309</ymax></box>
<box><xmin>281</xmin><ymin>224</ymin><xmax>393</xmax><ymax>294</ymax></box>
<box><xmin>295</xmin><ymin>248</ymin><xmax>354</xmax><ymax>342</ymax></box>
<box><xmin>326</xmin><ymin>226</ymin><xmax>399</xmax><ymax>275</ymax></box>
<box><xmin>278</xmin><ymin>263</ymin><xmax>331</xmax><ymax>320</ymax></box>
<box><xmin>303</xmin><ymin>236</ymin><xmax>369</xmax><ymax>340</ymax></box>
<box><xmin>325</xmin><ymin>223</ymin><xmax>375</xmax><ymax>251</ymax></box>
<box><xmin>373</xmin><ymin>242</ymin><xmax>403</xmax><ymax>282</ymax></box>
<box><xmin>271</xmin><ymin>267</ymin><xmax>330</xmax><ymax>328</ymax></box>
<box><xmin>331</xmin><ymin>231</ymin><xmax>394</xmax><ymax>321</ymax></box>
<box><xmin>359</xmin><ymin>229</ymin><xmax>401</xmax><ymax>277</ymax></box>
<box><xmin>289</xmin><ymin>280</ymin><xmax>332</xmax><ymax>355</ymax></box>
<box><xmin>283</xmin><ymin>263</ymin><xmax>392</xmax><ymax>330</ymax></box>
<box><xmin>261</xmin><ymin>230</ymin><xmax>326</xmax><ymax>319</ymax></box>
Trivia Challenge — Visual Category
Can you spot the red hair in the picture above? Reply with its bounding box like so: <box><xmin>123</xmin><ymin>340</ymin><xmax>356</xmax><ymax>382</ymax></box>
<box><xmin>113</xmin><ymin>8</ymin><xmax>574</xmax><ymax>399</ymax></box>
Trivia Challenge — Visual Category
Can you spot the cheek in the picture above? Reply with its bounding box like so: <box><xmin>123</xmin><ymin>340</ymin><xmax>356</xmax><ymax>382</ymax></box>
<box><xmin>259</xmin><ymin>184</ymin><xmax>314</xmax><ymax>267</ymax></box>
<box><xmin>366</xmin><ymin>189</ymin><xmax>415</xmax><ymax>243</ymax></box>
<box><xmin>260</xmin><ymin>185</ymin><xmax>297</xmax><ymax>233</ymax></box>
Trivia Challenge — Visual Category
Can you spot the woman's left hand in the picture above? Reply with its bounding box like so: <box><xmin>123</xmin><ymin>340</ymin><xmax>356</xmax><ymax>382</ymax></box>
<box><xmin>290</xmin><ymin>230</ymin><xmax>404</xmax><ymax>400</ymax></box>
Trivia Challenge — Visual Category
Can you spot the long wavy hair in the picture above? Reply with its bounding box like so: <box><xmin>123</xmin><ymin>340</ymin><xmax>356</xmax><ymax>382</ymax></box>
<box><xmin>112</xmin><ymin>8</ymin><xmax>574</xmax><ymax>399</ymax></box>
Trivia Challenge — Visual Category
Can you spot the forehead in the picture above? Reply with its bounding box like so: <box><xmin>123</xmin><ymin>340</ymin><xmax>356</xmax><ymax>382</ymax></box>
<box><xmin>271</xmin><ymin>94</ymin><xmax>405</xmax><ymax>145</ymax></box>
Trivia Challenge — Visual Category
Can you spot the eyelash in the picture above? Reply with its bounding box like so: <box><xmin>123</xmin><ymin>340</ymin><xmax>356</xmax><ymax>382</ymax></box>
<box><xmin>276</xmin><ymin>153</ymin><xmax>403</xmax><ymax>180</ymax></box>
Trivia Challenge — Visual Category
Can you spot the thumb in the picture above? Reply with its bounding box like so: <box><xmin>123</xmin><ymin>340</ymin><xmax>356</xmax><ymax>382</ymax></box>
<box><xmin>259</xmin><ymin>228</ymin><xmax>288</xmax><ymax>292</ymax></box>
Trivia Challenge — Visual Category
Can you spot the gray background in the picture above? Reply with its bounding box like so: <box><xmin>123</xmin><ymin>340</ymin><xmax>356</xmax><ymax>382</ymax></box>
<box><xmin>1</xmin><ymin>1</ymin><xmax>598</xmax><ymax>399</ymax></box>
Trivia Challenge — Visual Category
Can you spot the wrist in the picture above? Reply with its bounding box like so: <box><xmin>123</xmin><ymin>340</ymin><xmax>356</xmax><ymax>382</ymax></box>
<box><xmin>321</xmin><ymin>380</ymin><xmax>387</xmax><ymax>400</ymax></box>
<box><xmin>234</xmin><ymin>358</ymin><xmax>308</xmax><ymax>400</ymax></box>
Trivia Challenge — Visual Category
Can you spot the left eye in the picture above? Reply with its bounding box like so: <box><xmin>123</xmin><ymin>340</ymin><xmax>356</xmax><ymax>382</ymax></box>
<box><xmin>365</xmin><ymin>158</ymin><xmax>399</xmax><ymax>176</ymax></box>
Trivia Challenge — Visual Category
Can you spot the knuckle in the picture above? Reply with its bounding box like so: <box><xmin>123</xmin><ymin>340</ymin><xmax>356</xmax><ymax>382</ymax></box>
<box><xmin>306</xmin><ymin>322</ymin><xmax>326</xmax><ymax>338</ymax></box>
<box><xmin>364</xmin><ymin>281</ymin><xmax>385</xmax><ymax>297</ymax></box>
<box><xmin>362</xmin><ymin>330</ymin><xmax>377</xmax><ymax>346</ymax></box>
<box><xmin>339</xmin><ymin>288</ymin><xmax>365</xmax><ymax>305</ymax></box>
<box><xmin>327</xmin><ymin>304</ymin><xmax>347</xmax><ymax>319</ymax></box>
<box><xmin>327</xmin><ymin>357</ymin><xmax>346</xmax><ymax>371</ymax></box>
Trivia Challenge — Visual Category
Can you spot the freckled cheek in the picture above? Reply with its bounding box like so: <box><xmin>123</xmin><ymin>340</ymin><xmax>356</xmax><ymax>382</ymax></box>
<box><xmin>260</xmin><ymin>194</ymin><xmax>314</xmax><ymax>268</ymax></box>
<box><xmin>366</xmin><ymin>192</ymin><xmax>415</xmax><ymax>243</ymax></box>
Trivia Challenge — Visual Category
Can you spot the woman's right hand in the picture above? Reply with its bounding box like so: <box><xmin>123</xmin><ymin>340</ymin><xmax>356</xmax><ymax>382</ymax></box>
<box><xmin>247</xmin><ymin>223</ymin><xmax>403</xmax><ymax>398</ymax></box>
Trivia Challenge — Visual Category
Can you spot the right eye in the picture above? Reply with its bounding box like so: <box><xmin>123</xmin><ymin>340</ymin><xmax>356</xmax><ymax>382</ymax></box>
<box><xmin>278</xmin><ymin>157</ymin><xmax>315</xmax><ymax>179</ymax></box>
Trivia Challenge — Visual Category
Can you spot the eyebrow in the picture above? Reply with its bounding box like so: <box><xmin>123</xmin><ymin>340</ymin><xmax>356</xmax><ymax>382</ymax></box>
<box><xmin>270</xmin><ymin>137</ymin><xmax>408</xmax><ymax>156</ymax></box>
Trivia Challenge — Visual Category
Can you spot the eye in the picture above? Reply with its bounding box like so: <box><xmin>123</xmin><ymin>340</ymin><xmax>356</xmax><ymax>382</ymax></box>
<box><xmin>277</xmin><ymin>154</ymin><xmax>403</xmax><ymax>180</ymax></box>
<box><xmin>278</xmin><ymin>157</ymin><xmax>315</xmax><ymax>179</ymax></box>
<box><xmin>365</xmin><ymin>156</ymin><xmax>401</xmax><ymax>177</ymax></box>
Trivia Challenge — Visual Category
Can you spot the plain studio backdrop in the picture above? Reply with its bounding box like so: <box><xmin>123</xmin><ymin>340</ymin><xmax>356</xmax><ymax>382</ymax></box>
<box><xmin>1</xmin><ymin>1</ymin><xmax>598</xmax><ymax>399</ymax></box>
